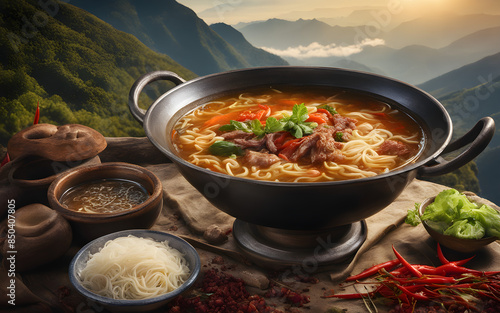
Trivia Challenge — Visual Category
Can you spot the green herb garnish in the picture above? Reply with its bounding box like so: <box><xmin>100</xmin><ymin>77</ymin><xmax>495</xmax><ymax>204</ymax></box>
<box><xmin>219</xmin><ymin>120</ymin><xmax>252</xmax><ymax>133</ymax></box>
<box><xmin>335</xmin><ymin>132</ymin><xmax>344</xmax><ymax>142</ymax></box>
<box><xmin>209</xmin><ymin>141</ymin><xmax>244</xmax><ymax>157</ymax></box>
<box><xmin>218</xmin><ymin>103</ymin><xmax>317</xmax><ymax>139</ymax></box>
<box><xmin>318</xmin><ymin>104</ymin><xmax>338</xmax><ymax>115</ymax></box>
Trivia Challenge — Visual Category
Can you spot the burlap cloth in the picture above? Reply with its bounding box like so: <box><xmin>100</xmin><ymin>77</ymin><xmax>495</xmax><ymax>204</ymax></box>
<box><xmin>5</xmin><ymin>137</ymin><xmax>500</xmax><ymax>313</ymax></box>
<box><xmin>145</xmin><ymin>161</ymin><xmax>500</xmax><ymax>312</ymax></box>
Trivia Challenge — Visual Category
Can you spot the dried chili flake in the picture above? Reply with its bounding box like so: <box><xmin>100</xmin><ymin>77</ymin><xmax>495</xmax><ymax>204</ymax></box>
<box><xmin>167</xmin><ymin>268</ymin><xmax>283</xmax><ymax>313</ymax></box>
<box><xmin>264</xmin><ymin>285</ymin><xmax>310</xmax><ymax>307</ymax></box>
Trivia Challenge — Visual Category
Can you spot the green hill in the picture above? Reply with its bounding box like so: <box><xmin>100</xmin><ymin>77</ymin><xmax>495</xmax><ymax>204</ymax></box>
<box><xmin>418</xmin><ymin>52</ymin><xmax>500</xmax><ymax>98</ymax></box>
<box><xmin>430</xmin><ymin>76</ymin><xmax>500</xmax><ymax>204</ymax></box>
<box><xmin>442</xmin><ymin>79</ymin><xmax>500</xmax><ymax>204</ymax></box>
<box><xmin>0</xmin><ymin>0</ymin><xmax>196</xmax><ymax>146</ymax></box>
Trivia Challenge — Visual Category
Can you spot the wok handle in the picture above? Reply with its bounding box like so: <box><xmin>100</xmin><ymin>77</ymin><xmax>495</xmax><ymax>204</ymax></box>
<box><xmin>418</xmin><ymin>117</ymin><xmax>495</xmax><ymax>177</ymax></box>
<box><xmin>128</xmin><ymin>71</ymin><xmax>186</xmax><ymax>124</ymax></box>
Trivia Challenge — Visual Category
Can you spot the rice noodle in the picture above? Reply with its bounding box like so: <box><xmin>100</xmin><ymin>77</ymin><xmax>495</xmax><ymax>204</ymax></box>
<box><xmin>79</xmin><ymin>235</ymin><xmax>190</xmax><ymax>300</ymax></box>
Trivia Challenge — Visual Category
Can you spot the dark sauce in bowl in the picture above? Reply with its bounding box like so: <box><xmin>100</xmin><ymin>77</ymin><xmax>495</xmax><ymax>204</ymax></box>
<box><xmin>60</xmin><ymin>179</ymin><xmax>149</xmax><ymax>214</ymax></box>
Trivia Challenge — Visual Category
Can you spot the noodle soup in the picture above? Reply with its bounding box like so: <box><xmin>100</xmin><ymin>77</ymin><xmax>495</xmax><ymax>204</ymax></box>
<box><xmin>172</xmin><ymin>87</ymin><xmax>424</xmax><ymax>183</ymax></box>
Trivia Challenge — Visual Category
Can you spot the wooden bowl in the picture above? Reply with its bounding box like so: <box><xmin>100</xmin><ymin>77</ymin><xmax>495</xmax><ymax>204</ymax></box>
<box><xmin>418</xmin><ymin>196</ymin><xmax>497</xmax><ymax>253</ymax></box>
<box><xmin>48</xmin><ymin>162</ymin><xmax>163</xmax><ymax>243</ymax></box>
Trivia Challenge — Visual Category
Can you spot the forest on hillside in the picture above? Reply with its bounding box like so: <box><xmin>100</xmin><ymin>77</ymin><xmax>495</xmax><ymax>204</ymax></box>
<box><xmin>0</xmin><ymin>0</ymin><xmax>196</xmax><ymax>146</ymax></box>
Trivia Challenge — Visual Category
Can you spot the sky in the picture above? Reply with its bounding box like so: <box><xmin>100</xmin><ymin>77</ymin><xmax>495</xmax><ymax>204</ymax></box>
<box><xmin>177</xmin><ymin>0</ymin><xmax>500</xmax><ymax>25</ymax></box>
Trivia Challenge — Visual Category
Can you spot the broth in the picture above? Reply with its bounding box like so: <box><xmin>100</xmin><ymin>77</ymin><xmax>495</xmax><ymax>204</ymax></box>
<box><xmin>60</xmin><ymin>179</ymin><xmax>149</xmax><ymax>213</ymax></box>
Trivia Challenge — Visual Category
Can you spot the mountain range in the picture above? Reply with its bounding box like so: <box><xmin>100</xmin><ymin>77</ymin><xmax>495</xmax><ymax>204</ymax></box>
<box><xmin>238</xmin><ymin>16</ymin><xmax>500</xmax><ymax>85</ymax></box>
<box><xmin>238</xmin><ymin>14</ymin><xmax>500</xmax><ymax>50</ymax></box>
<box><xmin>69</xmin><ymin>0</ymin><xmax>288</xmax><ymax>76</ymax></box>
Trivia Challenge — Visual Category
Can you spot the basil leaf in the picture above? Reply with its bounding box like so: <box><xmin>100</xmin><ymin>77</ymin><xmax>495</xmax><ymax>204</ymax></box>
<box><xmin>209</xmin><ymin>141</ymin><xmax>244</xmax><ymax>156</ymax></box>
<box><xmin>290</xmin><ymin>103</ymin><xmax>309</xmax><ymax>124</ymax></box>
<box><xmin>286</xmin><ymin>123</ymin><xmax>303</xmax><ymax>138</ymax></box>
<box><xmin>219</xmin><ymin>120</ymin><xmax>252</xmax><ymax>132</ymax></box>
<box><xmin>299</xmin><ymin>122</ymin><xmax>317</xmax><ymax>136</ymax></box>
<box><xmin>318</xmin><ymin>104</ymin><xmax>338</xmax><ymax>115</ymax></box>
<box><xmin>264</xmin><ymin>117</ymin><xmax>285</xmax><ymax>134</ymax></box>
<box><xmin>249</xmin><ymin>119</ymin><xmax>265</xmax><ymax>137</ymax></box>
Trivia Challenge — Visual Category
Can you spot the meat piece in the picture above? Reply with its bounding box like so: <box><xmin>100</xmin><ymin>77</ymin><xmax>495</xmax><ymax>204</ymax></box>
<box><xmin>313</xmin><ymin>124</ymin><xmax>336</xmax><ymax>137</ymax></box>
<box><xmin>233</xmin><ymin>137</ymin><xmax>266</xmax><ymax>150</ymax></box>
<box><xmin>287</xmin><ymin>133</ymin><xmax>321</xmax><ymax>162</ymax></box>
<box><xmin>242</xmin><ymin>150</ymin><xmax>281</xmax><ymax>168</ymax></box>
<box><xmin>311</xmin><ymin>133</ymin><xmax>344</xmax><ymax>163</ymax></box>
<box><xmin>220</xmin><ymin>130</ymin><xmax>254</xmax><ymax>140</ymax></box>
<box><xmin>264</xmin><ymin>133</ymin><xmax>281</xmax><ymax>154</ymax></box>
<box><xmin>332</xmin><ymin>114</ymin><xmax>357</xmax><ymax>132</ymax></box>
<box><xmin>377</xmin><ymin>140</ymin><xmax>411</xmax><ymax>157</ymax></box>
<box><xmin>280</xmin><ymin>126</ymin><xmax>346</xmax><ymax>163</ymax></box>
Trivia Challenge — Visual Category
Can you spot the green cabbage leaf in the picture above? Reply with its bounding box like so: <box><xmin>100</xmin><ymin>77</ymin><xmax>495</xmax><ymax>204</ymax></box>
<box><xmin>420</xmin><ymin>189</ymin><xmax>500</xmax><ymax>240</ymax></box>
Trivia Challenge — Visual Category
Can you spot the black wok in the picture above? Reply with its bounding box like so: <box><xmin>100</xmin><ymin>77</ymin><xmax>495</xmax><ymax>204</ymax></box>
<box><xmin>129</xmin><ymin>67</ymin><xmax>494</xmax><ymax>231</ymax></box>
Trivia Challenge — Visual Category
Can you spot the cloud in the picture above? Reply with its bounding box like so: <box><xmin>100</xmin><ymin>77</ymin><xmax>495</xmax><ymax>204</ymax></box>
<box><xmin>260</xmin><ymin>38</ymin><xmax>385</xmax><ymax>59</ymax></box>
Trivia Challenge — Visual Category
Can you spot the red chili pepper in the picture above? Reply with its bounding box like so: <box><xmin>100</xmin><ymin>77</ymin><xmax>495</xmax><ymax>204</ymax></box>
<box><xmin>277</xmin><ymin>153</ymin><xmax>290</xmax><ymax>162</ymax></box>
<box><xmin>279</xmin><ymin>137</ymin><xmax>304</xmax><ymax>160</ymax></box>
<box><xmin>316</xmin><ymin>108</ymin><xmax>333</xmax><ymax>118</ymax></box>
<box><xmin>33</xmin><ymin>100</ymin><xmax>40</xmax><ymax>125</ymax></box>
<box><xmin>452</xmin><ymin>256</ymin><xmax>476</xmax><ymax>267</ymax></box>
<box><xmin>396</xmin><ymin>284</ymin><xmax>430</xmax><ymax>301</ymax></box>
<box><xmin>346</xmin><ymin>259</ymin><xmax>400</xmax><ymax>281</ymax></box>
<box><xmin>280</xmin><ymin>137</ymin><xmax>302</xmax><ymax>150</ymax></box>
<box><xmin>0</xmin><ymin>153</ymin><xmax>10</xmax><ymax>168</ymax></box>
<box><xmin>437</xmin><ymin>243</ymin><xmax>449</xmax><ymax>264</ymax></box>
<box><xmin>391</xmin><ymin>275</ymin><xmax>458</xmax><ymax>285</ymax></box>
<box><xmin>273</xmin><ymin>132</ymin><xmax>289</xmax><ymax>148</ymax></box>
<box><xmin>236</xmin><ymin>104</ymin><xmax>270</xmax><ymax>122</ymax></box>
<box><xmin>305</xmin><ymin>112</ymin><xmax>328</xmax><ymax>124</ymax></box>
<box><xmin>433</xmin><ymin>263</ymin><xmax>500</xmax><ymax>277</ymax></box>
<box><xmin>339</xmin><ymin>247</ymin><xmax>500</xmax><ymax>311</ymax></box>
<box><xmin>392</xmin><ymin>245</ymin><xmax>423</xmax><ymax>278</ymax></box>
<box><xmin>413</xmin><ymin>264</ymin><xmax>443</xmax><ymax>274</ymax></box>
<box><xmin>437</xmin><ymin>243</ymin><xmax>475</xmax><ymax>267</ymax></box>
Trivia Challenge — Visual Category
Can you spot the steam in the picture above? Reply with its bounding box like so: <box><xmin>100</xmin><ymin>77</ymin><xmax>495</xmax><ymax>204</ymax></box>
<box><xmin>261</xmin><ymin>38</ymin><xmax>385</xmax><ymax>59</ymax></box>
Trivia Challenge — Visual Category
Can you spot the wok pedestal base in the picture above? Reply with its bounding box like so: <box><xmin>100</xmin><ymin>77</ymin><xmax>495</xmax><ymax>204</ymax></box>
<box><xmin>233</xmin><ymin>219</ymin><xmax>367</xmax><ymax>271</ymax></box>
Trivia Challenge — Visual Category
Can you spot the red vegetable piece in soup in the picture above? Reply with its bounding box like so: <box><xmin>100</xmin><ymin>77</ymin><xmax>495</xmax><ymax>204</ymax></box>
<box><xmin>171</xmin><ymin>87</ymin><xmax>424</xmax><ymax>183</ymax></box>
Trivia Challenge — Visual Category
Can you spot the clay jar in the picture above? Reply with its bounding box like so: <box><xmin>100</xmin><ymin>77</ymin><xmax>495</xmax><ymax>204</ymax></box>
<box><xmin>7</xmin><ymin>123</ymin><xmax>107</xmax><ymax>162</ymax></box>
<box><xmin>48</xmin><ymin>162</ymin><xmax>163</xmax><ymax>243</ymax></box>
<box><xmin>0</xmin><ymin>203</ymin><xmax>72</xmax><ymax>272</ymax></box>
<box><xmin>0</xmin><ymin>123</ymin><xmax>106</xmax><ymax>217</ymax></box>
